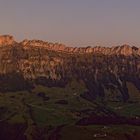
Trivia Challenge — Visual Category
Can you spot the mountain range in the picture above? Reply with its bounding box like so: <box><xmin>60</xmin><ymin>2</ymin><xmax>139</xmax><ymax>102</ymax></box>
<box><xmin>0</xmin><ymin>35</ymin><xmax>140</xmax><ymax>140</ymax></box>
<box><xmin>0</xmin><ymin>35</ymin><xmax>140</xmax><ymax>101</ymax></box>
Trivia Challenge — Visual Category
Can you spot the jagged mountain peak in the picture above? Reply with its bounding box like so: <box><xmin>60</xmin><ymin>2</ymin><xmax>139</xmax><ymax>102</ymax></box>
<box><xmin>0</xmin><ymin>35</ymin><xmax>140</xmax><ymax>56</ymax></box>
<box><xmin>0</xmin><ymin>35</ymin><xmax>16</xmax><ymax>46</ymax></box>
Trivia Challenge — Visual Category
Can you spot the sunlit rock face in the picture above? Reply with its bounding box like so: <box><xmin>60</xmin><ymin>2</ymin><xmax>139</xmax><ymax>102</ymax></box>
<box><xmin>0</xmin><ymin>35</ymin><xmax>140</xmax><ymax>80</ymax></box>
<box><xmin>20</xmin><ymin>39</ymin><xmax>140</xmax><ymax>56</ymax></box>
<box><xmin>0</xmin><ymin>35</ymin><xmax>140</xmax><ymax>100</ymax></box>
<box><xmin>0</xmin><ymin>35</ymin><xmax>15</xmax><ymax>46</ymax></box>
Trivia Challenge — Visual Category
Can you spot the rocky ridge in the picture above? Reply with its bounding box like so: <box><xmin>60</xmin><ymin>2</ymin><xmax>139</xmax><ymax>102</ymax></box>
<box><xmin>0</xmin><ymin>35</ymin><xmax>15</xmax><ymax>46</ymax></box>
<box><xmin>0</xmin><ymin>35</ymin><xmax>140</xmax><ymax>56</ymax></box>
<box><xmin>20</xmin><ymin>39</ymin><xmax>140</xmax><ymax>56</ymax></box>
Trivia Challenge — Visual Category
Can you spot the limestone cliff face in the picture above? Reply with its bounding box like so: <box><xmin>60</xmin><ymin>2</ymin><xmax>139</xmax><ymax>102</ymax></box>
<box><xmin>0</xmin><ymin>44</ymin><xmax>63</xmax><ymax>79</ymax></box>
<box><xmin>0</xmin><ymin>35</ymin><xmax>140</xmax><ymax>81</ymax></box>
<box><xmin>0</xmin><ymin>35</ymin><xmax>15</xmax><ymax>46</ymax></box>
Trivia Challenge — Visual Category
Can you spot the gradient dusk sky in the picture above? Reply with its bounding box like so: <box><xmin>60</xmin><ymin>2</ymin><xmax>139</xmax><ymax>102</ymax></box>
<box><xmin>0</xmin><ymin>0</ymin><xmax>140</xmax><ymax>47</ymax></box>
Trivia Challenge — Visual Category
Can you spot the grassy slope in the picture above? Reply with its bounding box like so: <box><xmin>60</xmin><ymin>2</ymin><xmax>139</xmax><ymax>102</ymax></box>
<box><xmin>0</xmin><ymin>80</ymin><xmax>140</xmax><ymax>139</ymax></box>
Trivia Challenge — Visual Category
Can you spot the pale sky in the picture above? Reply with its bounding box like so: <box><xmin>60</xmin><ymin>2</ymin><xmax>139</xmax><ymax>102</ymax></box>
<box><xmin>0</xmin><ymin>0</ymin><xmax>140</xmax><ymax>47</ymax></box>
